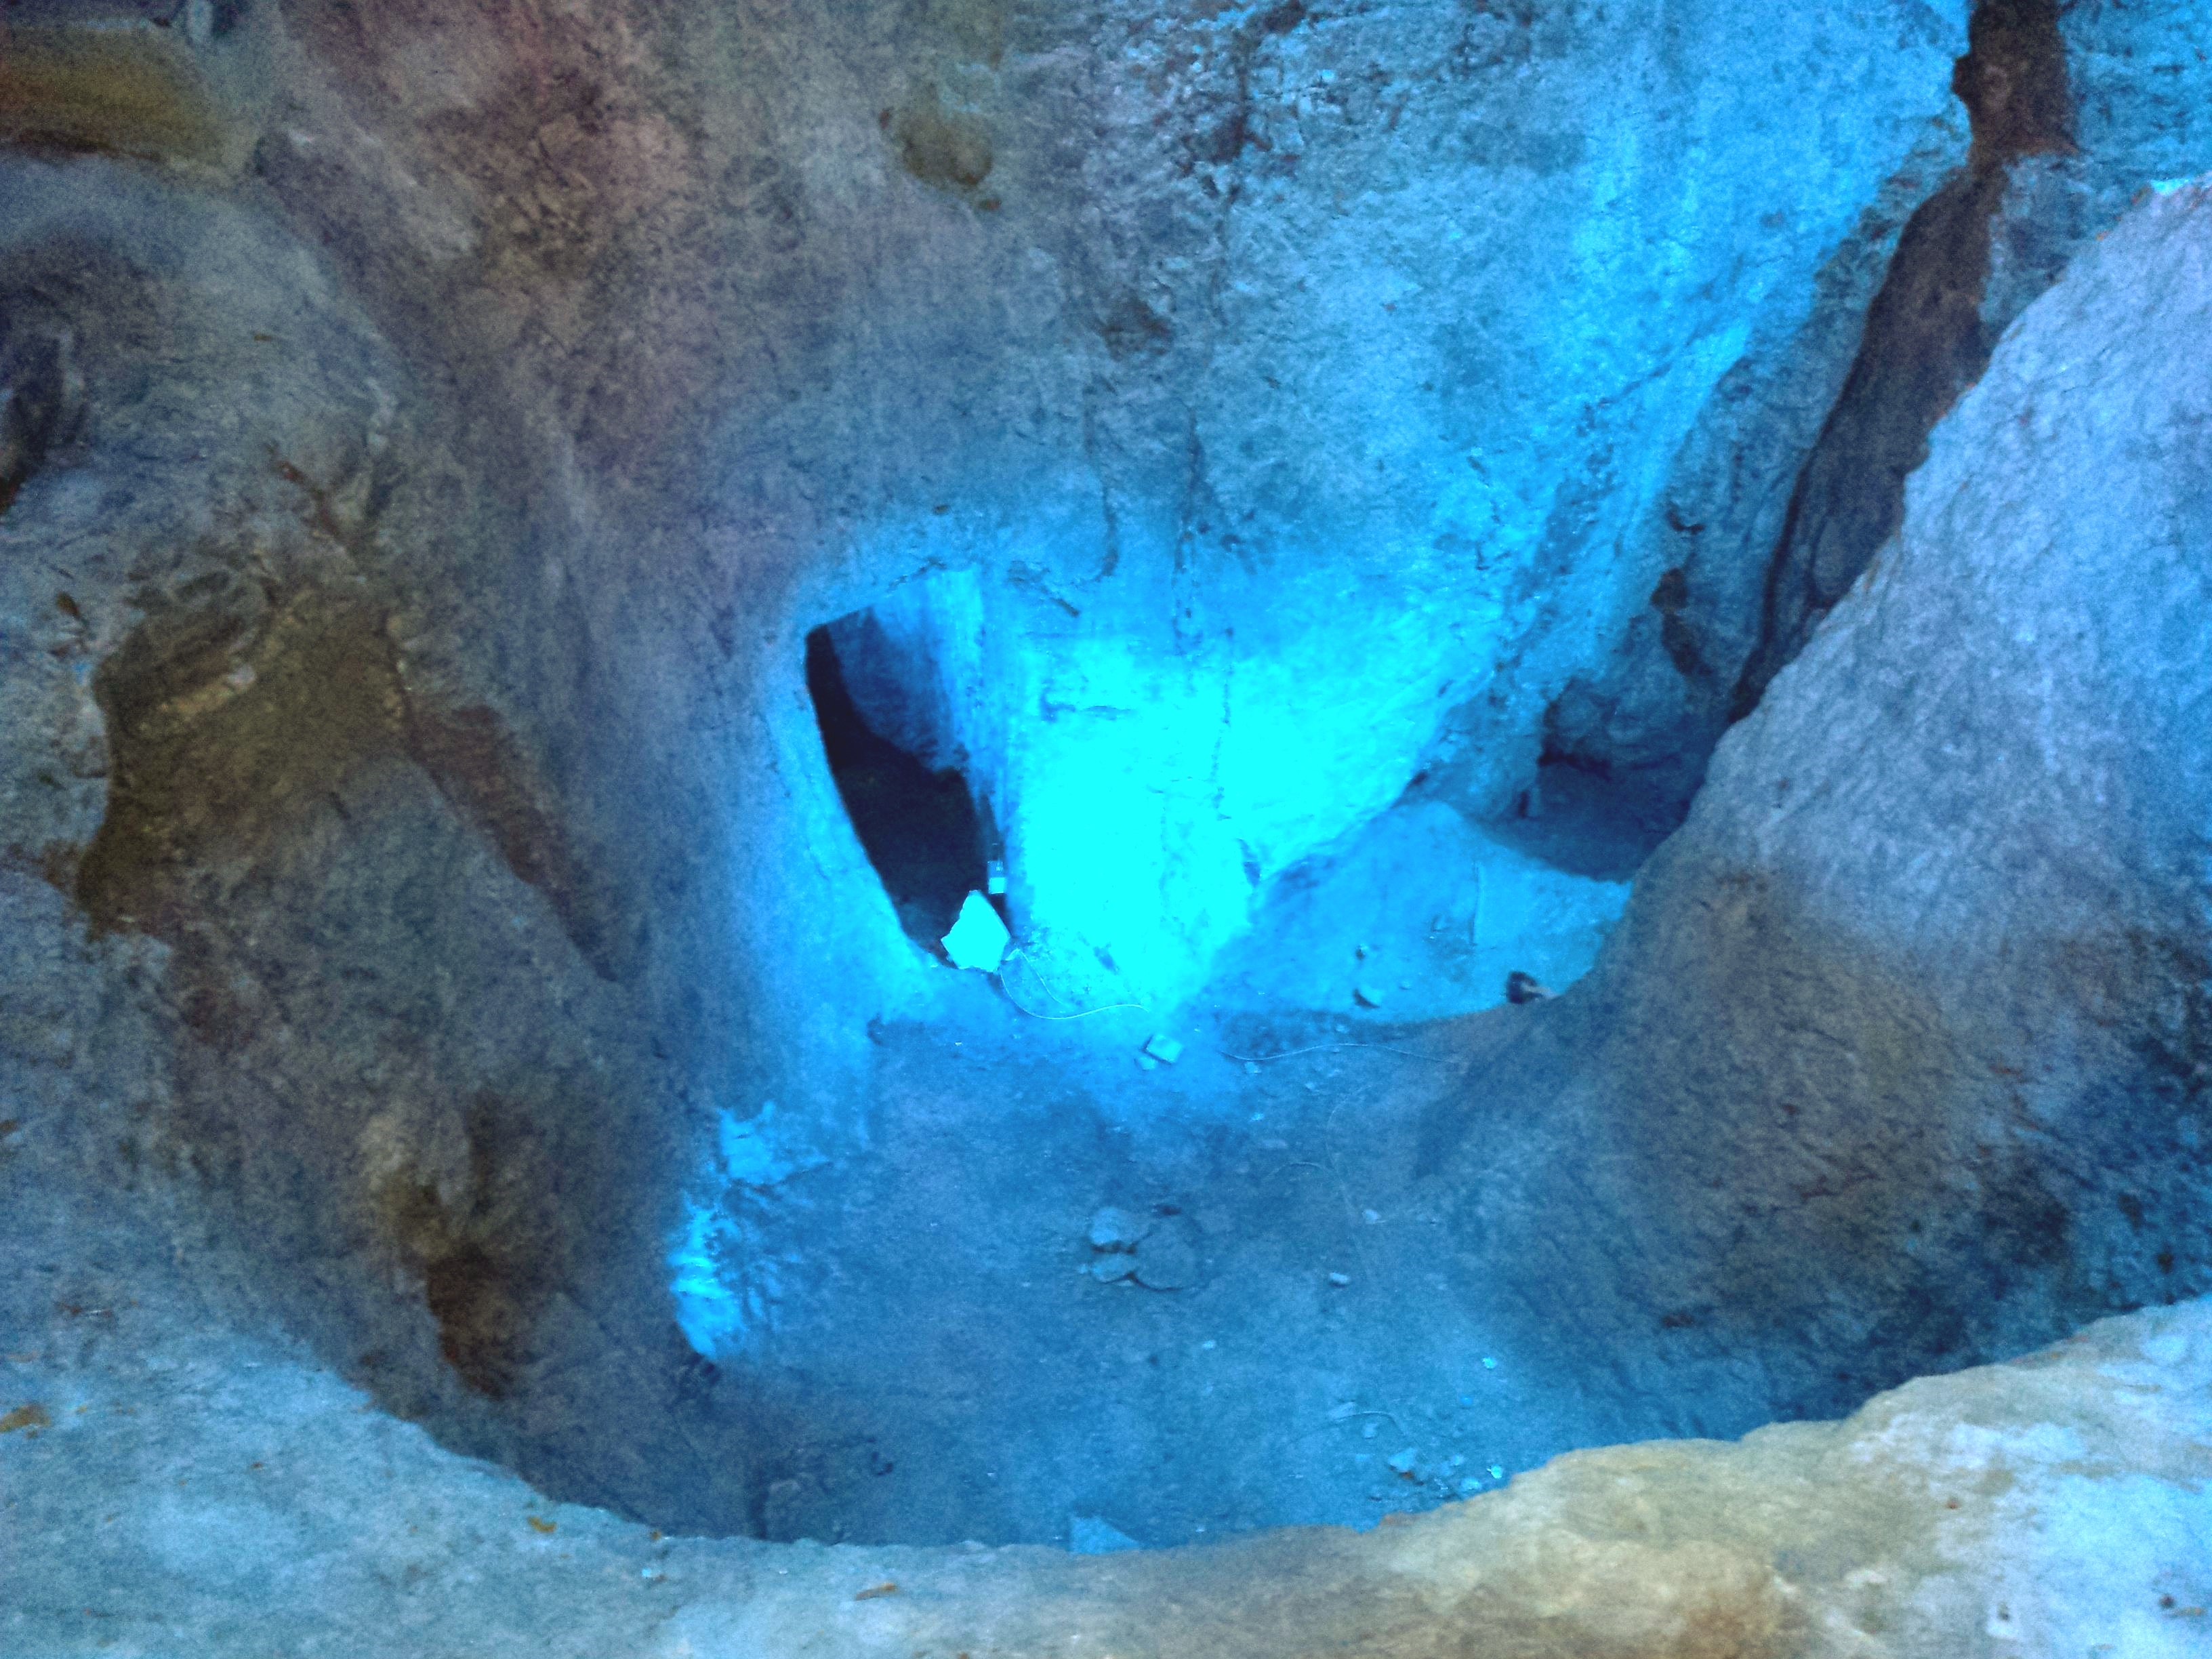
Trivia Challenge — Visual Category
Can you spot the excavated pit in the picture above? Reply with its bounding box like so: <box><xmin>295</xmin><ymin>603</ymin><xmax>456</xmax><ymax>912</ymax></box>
<box><xmin>4</xmin><ymin>7</ymin><xmax>2209</xmax><ymax>1645</ymax></box>
<box><xmin>64</xmin><ymin>563</ymin><xmax>2149</xmax><ymax>1553</ymax></box>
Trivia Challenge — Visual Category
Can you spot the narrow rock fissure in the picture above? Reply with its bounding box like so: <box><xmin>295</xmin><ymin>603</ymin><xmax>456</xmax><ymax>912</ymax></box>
<box><xmin>1730</xmin><ymin>0</ymin><xmax>2073</xmax><ymax>721</ymax></box>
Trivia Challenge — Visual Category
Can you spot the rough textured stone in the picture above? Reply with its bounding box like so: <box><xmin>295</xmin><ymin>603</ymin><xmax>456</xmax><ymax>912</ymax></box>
<box><xmin>1500</xmin><ymin>174</ymin><xmax>2212</xmax><ymax>1416</ymax></box>
<box><xmin>174</xmin><ymin>0</ymin><xmax>1984</xmax><ymax>1015</ymax></box>
<box><xmin>3</xmin><ymin>1212</ymin><xmax>2205</xmax><ymax>1657</ymax></box>
<box><xmin>3</xmin><ymin>0</ymin><xmax>2211</xmax><ymax>1640</ymax></box>
<box><xmin>1132</xmin><ymin>1215</ymin><xmax>1204</xmax><ymax>1292</ymax></box>
<box><xmin>1551</xmin><ymin>0</ymin><xmax>2212</xmax><ymax>830</ymax></box>
<box><xmin>1088</xmin><ymin>1206</ymin><xmax>1153</xmax><ymax>1252</ymax></box>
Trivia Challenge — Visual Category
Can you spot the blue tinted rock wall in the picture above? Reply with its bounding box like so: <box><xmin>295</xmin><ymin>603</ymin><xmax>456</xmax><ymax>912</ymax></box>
<box><xmin>712</xmin><ymin>1</ymin><xmax>1975</xmax><ymax>1007</ymax></box>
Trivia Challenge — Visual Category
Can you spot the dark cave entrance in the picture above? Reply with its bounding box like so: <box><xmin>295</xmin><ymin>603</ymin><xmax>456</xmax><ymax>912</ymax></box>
<box><xmin>1481</xmin><ymin>750</ymin><xmax>1691</xmax><ymax>884</ymax></box>
<box><xmin>804</xmin><ymin>614</ymin><xmax>998</xmax><ymax>958</ymax></box>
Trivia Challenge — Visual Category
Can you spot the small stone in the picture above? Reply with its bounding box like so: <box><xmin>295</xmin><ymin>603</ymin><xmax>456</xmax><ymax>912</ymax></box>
<box><xmin>1481</xmin><ymin>1356</ymin><xmax>1497</xmax><ymax>1370</ymax></box>
<box><xmin>1136</xmin><ymin>1054</ymin><xmax>1158</xmax><ymax>1071</ymax></box>
<box><xmin>1143</xmin><ymin>1033</ymin><xmax>1183</xmax><ymax>1065</ymax></box>
<box><xmin>1244</xmin><ymin>1061</ymin><xmax>1261</xmax><ymax>1076</ymax></box>
<box><xmin>1327</xmin><ymin>1271</ymin><xmax>1351</xmax><ymax>1287</ymax></box>
<box><xmin>1504</xmin><ymin>971</ymin><xmax>1551</xmax><ymax>1004</ymax></box>
<box><xmin>1353</xmin><ymin>984</ymin><xmax>1385</xmax><ymax>1008</ymax></box>
<box><xmin>1355</xmin><ymin>943</ymin><xmax>1370</xmax><ymax>958</ymax></box>
<box><xmin>1069</xmin><ymin>1514</ymin><xmax>1142</xmax><ymax>1555</ymax></box>
<box><xmin>1386</xmin><ymin>1448</ymin><xmax>1419</xmax><ymax>1477</ymax></box>
<box><xmin>1090</xmin><ymin>1256</ymin><xmax>1137</xmax><ymax>1284</ymax></box>
<box><xmin>1134</xmin><ymin>1218</ymin><xmax>1201</xmax><ymax>1290</ymax></box>
<box><xmin>1488</xmin><ymin>1464</ymin><xmax>1505</xmax><ymax>1480</ymax></box>
<box><xmin>1458</xmin><ymin>1477</ymin><xmax>1480</xmax><ymax>1496</ymax></box>
<box><xmin>941</xmin><ymin>890</ymin><xmax>1010</xmax><ymax>972</ymax></box>
<box><xmin>1088</xmin><ymin>1207</ymin><xmax>1153</xmax><ymax>1252</ymax></box>
<box><xmin>1361</xmin><ymin>1208</ymin><xmax>1381</xmax><ymax>1225</ymax></box>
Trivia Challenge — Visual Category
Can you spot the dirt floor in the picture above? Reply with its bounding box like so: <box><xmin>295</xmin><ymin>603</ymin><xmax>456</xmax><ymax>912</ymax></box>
<box><xmin>711</xmin><ymin>986</ymin><xmax>1734</xmax><ymax>1549</ymax></box>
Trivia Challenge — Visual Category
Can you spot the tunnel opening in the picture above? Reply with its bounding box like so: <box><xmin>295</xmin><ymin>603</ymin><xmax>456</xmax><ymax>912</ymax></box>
<box><xmin>804</xmin><ymin>615</ymin><xmax>998</xmax><ymax>958</ymax></box>
<box><xmin>1478</xmin><ymin>749</ymin><xmax>1687</xmax><ymax>885</ymax></box>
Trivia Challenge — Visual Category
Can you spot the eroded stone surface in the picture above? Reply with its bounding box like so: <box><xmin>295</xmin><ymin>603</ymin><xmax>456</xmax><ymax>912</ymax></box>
<box><xmin>1510</xmin><ymin>176</ymin><xmax>2212</xmax><ymax>1416</ymax></box>
<box><xmin>2</xmin><ymin>1167</ymin><xmax>2205</xmax><ymax>1659</ymax></box>
<box><xmin>3</xmin><ymin>0</ymin><xmax>2210</xmax><ymax>1616</ymax></box>
<box><xmin>1552</xmin><ymin>0</ymin><xmax>2212</xmax><ymax>829</ymax></box>
<box><xmin>236</xmin><ymin>0</ymin><xmax>1986</xmax><ymax>1009</ymax></box>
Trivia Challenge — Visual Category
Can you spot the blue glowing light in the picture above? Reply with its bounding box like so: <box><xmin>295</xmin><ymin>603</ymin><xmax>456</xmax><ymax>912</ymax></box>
<box><xmin>665</xmin><ymin>1103</ymin><xmax>826</xmax><ymax>1357</ymax></box>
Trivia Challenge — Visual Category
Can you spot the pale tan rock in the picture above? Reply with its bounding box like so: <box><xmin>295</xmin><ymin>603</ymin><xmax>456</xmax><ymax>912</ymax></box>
<box><xmin>1</xmin><ymin>1288</ymin><xmax>2201</xmax><ymax>1656</ymax></box>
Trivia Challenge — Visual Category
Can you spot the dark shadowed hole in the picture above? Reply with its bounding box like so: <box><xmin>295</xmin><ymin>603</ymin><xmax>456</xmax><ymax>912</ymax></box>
<box><xmin>1481</xmin><ymin>752</ymin><xmax>1686</xmax><ymax>883</ymax></box>
<box><xmin>0</xmin><ymin>321</ymin><xmax>83</xmax><ymax>514</ymax></box>
<box><xmin>804</xmin><ymin>619</ymin><xmax>991</xmax><ymax>955</ymax></box>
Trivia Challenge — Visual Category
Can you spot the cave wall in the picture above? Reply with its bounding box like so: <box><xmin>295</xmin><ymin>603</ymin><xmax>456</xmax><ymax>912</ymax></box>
<box><xmin>127</xmin><ymin>0</ymin><xmax>1999</xmax><ymax>1019</ymax></box>
<box><xmin>0</xmin><ymin>146</ymin><xmax>759</xmax><ymax>1527</ymax></box>
<box><xmin>4</xmin><ymin>0</ymin><xmax>2211</xmax><ymax>1561</ymax></box>
<box><xmin>1422</xmin><ymin>176</ymin><xmax>2212</xmax><ymax>1427</ymax></box>
<box><xmin>673</xmin><ymin>0</ymin><xmax>1984</xmax><ymax>1010</ymax></box>
<box><xmin>1550</xmin><ymin>0</ymin><xmax>2212</xmax><ymax>819</ymax></box>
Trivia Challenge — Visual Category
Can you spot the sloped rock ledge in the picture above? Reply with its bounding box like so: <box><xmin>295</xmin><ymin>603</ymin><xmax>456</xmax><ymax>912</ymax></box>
<box><xmin>3</xmin><ymin>1288</ymin><xmax>2205</xmax><ymax>1657</ymax></box>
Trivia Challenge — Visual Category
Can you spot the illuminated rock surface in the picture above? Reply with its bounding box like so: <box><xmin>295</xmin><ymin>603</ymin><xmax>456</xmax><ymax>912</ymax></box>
<box><xmin>3</xmin><ymin>3</ymin><xmax>2211</xmax><ymax>1652</ymax></box>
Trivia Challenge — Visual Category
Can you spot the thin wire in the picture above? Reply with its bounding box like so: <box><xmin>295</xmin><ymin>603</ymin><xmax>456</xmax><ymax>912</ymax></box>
<box><xmin>996</xmin><ymin>948</ymin><xmax>1148</xmax><ymax>1021</ymax></box>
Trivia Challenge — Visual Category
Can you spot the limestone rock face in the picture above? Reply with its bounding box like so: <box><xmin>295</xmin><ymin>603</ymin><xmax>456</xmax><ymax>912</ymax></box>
<box><xmin>3</xmin><ymin>1229</ymin><xmax>2205</xmax><ymax>1656</ymax></box>
<box><xmin>223</xmin><ymin>0</ymin><xmax>1984</xmax><ymax>1010</ymax></box>
<box><xmin>1492</xmin><ymin>177</ymin><xmax>2212</xmax><ymax>1416</ymax></box>
<box><xmin>3</xmin><ymin>0</ymin><xmax>2211</xmax><ymax>1624</ymax></box>
<box><xmin>1551</xmin><ymin>0</ymin><xmax>2212</xmax><ymax>828</ymax></box>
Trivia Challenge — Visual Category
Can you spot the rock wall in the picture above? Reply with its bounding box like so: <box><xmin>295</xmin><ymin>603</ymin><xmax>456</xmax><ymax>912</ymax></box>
<box><xmin>1432</xmin><ymin>173</ymin><xmax>2212</xmax><ymax>1427</ymax></box>
<box><xmin>2</xmin><ymin>0</ymin><xmax>2209</xmax><ymax>1581</ymax></box>
<box><xmin>1551</xmin><ymin>0</ymin><xmax>2212</xmax><ymax>828</ymax></box>
<box><xmin>117</xmin><ymin>0</ymin><xmax>1985</xmax><ymax>1012</ymax></box>
<box><xmin>4</xmin><ymin>1199</ymin><xmax>2207</xmax><ymax>1657</ymax></box>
